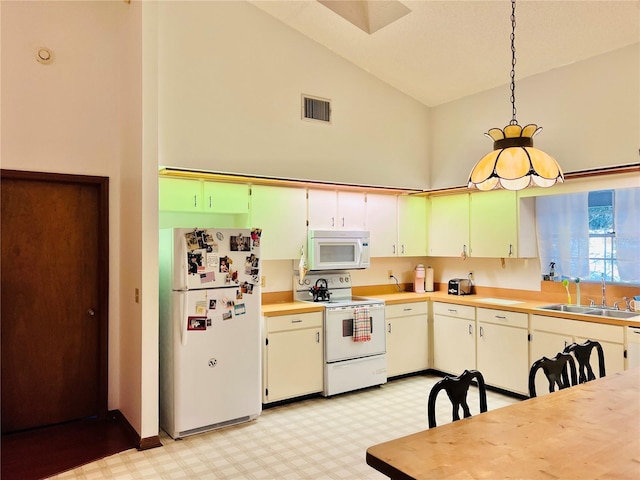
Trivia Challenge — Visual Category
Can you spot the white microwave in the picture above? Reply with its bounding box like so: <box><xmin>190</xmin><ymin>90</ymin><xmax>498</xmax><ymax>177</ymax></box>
<box><xmin>307</xmin><ymin>230</ymin><xmax>371</xmax><ymax>271</ymax></box>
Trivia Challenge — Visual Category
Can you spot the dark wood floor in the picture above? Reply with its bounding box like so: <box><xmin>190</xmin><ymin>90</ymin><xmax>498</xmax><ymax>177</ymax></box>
<box><xmin>1</xmin><ymin>413</ymin><xmax>137</xmax><ymax>480</ymax></box>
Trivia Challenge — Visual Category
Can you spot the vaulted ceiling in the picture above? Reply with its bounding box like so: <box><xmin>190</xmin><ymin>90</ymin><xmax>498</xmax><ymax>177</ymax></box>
<box><xmin>249</xmin><ymin>0</ymin><xmax>640</xmax><ymax>107</ymax></box>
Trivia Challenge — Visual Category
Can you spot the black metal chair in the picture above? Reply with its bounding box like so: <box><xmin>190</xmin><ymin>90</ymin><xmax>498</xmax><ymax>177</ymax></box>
<box><xmin>427</xmin><ymin>369</ymin><xmax>487</xmax><ymax>428</ymax></box>
<box><xmin>528</xmin><ymin>352</ymin><xmax>578</xmax><ymax>397</ymax></box>
<box><xmin>563</xmin><ymin>340</ymin><xmax>606</xmax><ymax>383</ymax></box>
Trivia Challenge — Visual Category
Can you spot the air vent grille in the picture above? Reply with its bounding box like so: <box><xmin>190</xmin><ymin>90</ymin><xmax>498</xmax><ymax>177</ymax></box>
<box><xmin>302</xmin><ymin>95</ymin><xmax>331</xmax><ymax>124</ymax></box>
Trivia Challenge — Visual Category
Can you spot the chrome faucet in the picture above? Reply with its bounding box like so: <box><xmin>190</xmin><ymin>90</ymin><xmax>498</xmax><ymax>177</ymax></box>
<box><xmin>601</xmin><ymin>273</ymin><xmax>607</xmax><ymax>308</ymax></box>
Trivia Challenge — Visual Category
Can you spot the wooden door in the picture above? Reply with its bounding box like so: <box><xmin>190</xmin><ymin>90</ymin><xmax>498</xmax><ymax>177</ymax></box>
<box><xmin>1</xmin><ymin>170</ymin><xmax>109</xmax><ymax>433</ymax></box>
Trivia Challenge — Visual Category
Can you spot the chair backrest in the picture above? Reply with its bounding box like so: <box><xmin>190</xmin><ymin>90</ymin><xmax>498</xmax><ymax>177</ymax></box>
<box><xmin>427</xmin><ymin>369</ymin><xmax>487</xmax><ymax>428</ymax></box>
<box><xmin>563</xmin><ymin>340</ymin><xmax>606</xmax><ymax>383</ymax></box>
<box><xmin>528</xmin><ymin>352</ymin><xmax>578</xmax><ymax>397</ymax></box>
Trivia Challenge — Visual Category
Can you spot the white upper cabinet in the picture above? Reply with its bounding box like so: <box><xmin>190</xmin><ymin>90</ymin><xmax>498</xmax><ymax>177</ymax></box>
<box><xmin>159</xmin><ymin>178</ymin><xmax>249</xmax><ymax>214</ymax></box>
<box><xmin>398</xmin><ymin>195</ymin><xmax>428</xmax><ymax>257</ymax></box>
<box><xmin>365</xmin><ymin>194</ymin><xmax>428</xmax><ymax>257</ymax></box>
<box><xmin>365</xmin><ymin>193</ymin><xmax>398</xmax><ymax>256</ymax></box>
<box><xmin>250</xmin><ymin>185</ymin><xmax>307</xmax><ymax>260</ymax></box>
<box><xmin>159</xmin><ymin>177</ymin><xmax>203</xmax><ymax>212</ymax></box>
<box><xmin>202</xmin><ymin>182</ymin><xmax>249</xmax><ymax>214</ymax></box>
<box><xmin>429</xmin><ymin>193</ymin><xmax>470</xmax><ymax>257</ymax></box>
<box><xmin>307</xmin><ymin>189</ymin><xmax>366</xmax><ymax>230</ymax></box>
<box><xmin>429</xmin><ymin>191</ymin><xmax>534</xmax><ymax>258</ymax></box>
<box><xmin>469</xmin><ymin>190</ymin><xmax>536</xmax><ymax>258</ymax></box>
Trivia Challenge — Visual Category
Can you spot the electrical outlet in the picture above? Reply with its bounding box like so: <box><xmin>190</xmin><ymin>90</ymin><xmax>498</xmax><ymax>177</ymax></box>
<box><xmin>261</xmin><ymin>276</ymin><xmax>266</xmax><ymax>287</ymax></box>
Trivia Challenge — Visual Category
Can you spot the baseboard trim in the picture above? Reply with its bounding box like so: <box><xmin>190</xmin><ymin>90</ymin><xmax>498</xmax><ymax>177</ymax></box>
<box><xmin>139</xmin><ymin>435</ymin><xmax>163</xmax><ymax>450</ymax></box>
<box><xmin>109</xmin><ymin>410</ymin><xmax>162</xmax><ymax>451</ymax></box>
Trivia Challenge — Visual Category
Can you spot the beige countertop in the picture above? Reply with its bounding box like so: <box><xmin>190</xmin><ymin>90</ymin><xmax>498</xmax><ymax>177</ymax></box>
<box><xmin>263</xmin><ymin>291</ymin><xmax>640</xmax><ymax>327</ymax></box>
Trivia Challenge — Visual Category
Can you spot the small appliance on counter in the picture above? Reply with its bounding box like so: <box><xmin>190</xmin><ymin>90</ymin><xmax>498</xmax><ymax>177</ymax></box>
<box><xmin>425</xmin><ymin>266</ymin><xmax>434</xmax><ymax>292</ymax></box>
<box><xmin>414</xmin><ymin>265</ymin><xmax>425</xmax><ymax>293</ymax></box>
<box><xmin>448</xmin><ymin>278</ymin><xmax>472</xmax><ymax>295</ymax></box>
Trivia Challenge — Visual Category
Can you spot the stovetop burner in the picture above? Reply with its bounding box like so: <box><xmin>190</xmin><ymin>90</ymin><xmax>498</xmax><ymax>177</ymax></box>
<box><xmin>293</xmin><ymin>272</ymin><xmax>383</xmax><ymax>307</ymax></box>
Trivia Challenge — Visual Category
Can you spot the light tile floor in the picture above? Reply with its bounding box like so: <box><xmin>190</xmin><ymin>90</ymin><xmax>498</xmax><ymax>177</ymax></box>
<box><xmin>51</xmin><ymin>374</ymin><xmax>520</xmax><ymax>479</ymax></box>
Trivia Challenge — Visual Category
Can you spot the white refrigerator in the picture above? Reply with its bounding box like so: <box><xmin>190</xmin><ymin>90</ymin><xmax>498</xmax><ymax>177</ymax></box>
<box><xmin>159</xmin><ymin>227</ymin><xmax>262</xmax><ymax>439</ymax></box>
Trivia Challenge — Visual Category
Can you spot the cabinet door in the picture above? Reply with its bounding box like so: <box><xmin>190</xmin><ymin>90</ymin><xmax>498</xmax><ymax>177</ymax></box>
<box><xmin>338</xmin><ymin>191</ymin><xmax>366</xmax><ymax>230</ymax></box>
<box><xmin>398</xmin><ymin>196</ymin><xmax>428</xmax><ymax>256</ymax></box>
<box><xmin>265</xmin><ymin>328</ymin><xmax>323</xmax><ymax>403</ymax></box>
<box><xmin>202</xmin><ymin>182</ymin><xmax>249</xmax><ymax>214</ymax></box>
<box><xmin>529</xmin><ymin>330</ymin><xmax>573</xmax><ymax>397</ymax></box>
<box><xmin>386</xmin><ymin>315</ymin><xmax>429</xmax><ymax>377</ymax></box>
<box><xmin>477</xmin><ymin>322</ymin><xmax>529</xmax><ymax>395</ymax></box>
<box><xmin>250</xmin><ymin>185</ymin><xmax>307</xmax><ymax>260</ymax></box>
<box><xmin>469</xmin><ymin>190</ymin><xmax>517</xmax><ymax>258</ymax></box>
<box><xmin>366</xmin><ymin>193</ymin><xmax>398</xmax><ymax>257</ymax></box>
<box><xmin>308</xmin><ymin>190</ymin><xmax>337</xmax><ymax>229</ymax></box>
<box><xmin>432</xmin><ymin>315</ymin><xmax>475</xmax><ymax>375</ymax></box>
<box><xmin>574</xmin><ymin>336</ymin><xmax>625</xmax><ymax>376</ymax></box>
<box><xmin>429</xmin><ymin>194</ymin><xmax>469</xmax><ymax>257</ymax></box>
<box><xmin>308</xmin><ymin>190</ymin><xmax>366</xmax><ymax>230</ymax></box>
<box><xmin>159</xmin><ymin>177</ymin><xmax>203</xmax><ymax>212</ymax></box>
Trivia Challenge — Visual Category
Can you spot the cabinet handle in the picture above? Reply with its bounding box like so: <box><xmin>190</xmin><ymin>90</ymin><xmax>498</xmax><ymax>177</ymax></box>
<box><xmin>403</xmin><ymin>308</ymin><xmax>412</xmax><ymax>312</ymax></box>
<box><xmin>291</xmin><ymin>319</ymin><xmax>302</xmax><ymax>323</ymax></box>
<box><xmin>392</xmin><ymin>245</ymin><xmax>396</xmax><ymax>254</ymax></box>
<box><xmin>209</xmin><ymin>196</ymin><xmax>212</xmax><ymax>208</ymax></box>
<box><xmin>331</xmin><ymin>216</ymin><xmax>335</xmax><ymax>227</ymax></box>
<box><xmin>341</xmin><ymin>217</ymin><xmax>345</xmax><ymax>227</ymax></box>
<box><xmin>468</xmin><ymin>324</ymin><xmax>473</xmax><ymax>335</ymax></box>
<box><xmin>316</xmin><ymin>332</ymin><xmax>320</xmax><ymax>343</ymax></box>
<box><xmin>495</xmin><ymin>315</ymin><xmax>506</xmax><ymax>320</ymax></box>
<box><xmin>448</xmin><ymin>309</ymin><xmax>458</xmax><ymax>314</ymax></box>
<box><xmin>388</xmin><ymin>323</ymin><xmax>392</xmax><ymax>333</ymax></box>
<box><xmin>479</xmin><ymin>326</ymin><xmax>484</xmax><ymax>337</ymax></box>
<box><xmin>194</xmin><ymin>195</ymin><xmax>197</xmax><ymax>207</ymax></box>
<box><xmin>509</xmin><ymin>244</ymin><xmax>513</xmax><ymax>257</ymax></box>
<box><xmin>401</xmin><ymin>244</ymin><xmax>405</xmax><ymax>254</ymax></box>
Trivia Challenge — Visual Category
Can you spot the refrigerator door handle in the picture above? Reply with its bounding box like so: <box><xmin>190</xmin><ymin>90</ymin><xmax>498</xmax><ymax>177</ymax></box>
<box><xmin>178</xmin><ymin>231</ymin><xmax>189</xmax><ymax>290</ymax></box>
<box><xmin>178</xmin><ymin>293</ymin><xmax>188</xmax><ymax>346</ymax></box>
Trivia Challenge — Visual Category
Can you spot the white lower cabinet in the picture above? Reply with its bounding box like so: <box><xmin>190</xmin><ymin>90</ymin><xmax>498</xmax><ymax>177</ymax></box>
<box><xmin>385</xmin><ymin>301</ymin><xmax>429</xmax><ymax>378</ymax></box>
<box><xmin>263</xmin><ymin>311</ymin><xmax>323</xmax><ymax>403</ymax></box>
<box><xmin>476</xmin><ymin>308</ymin><xmax>529</xmax><ymax>395</ymax></box>
<box><xmin>432</xmin><ymin>302</ymin><xmax>476</xmax><ymax>375</ymax></box>
<box><xmin>530</xmin><ymin>314</ymin><xmax>625</xmax><ymax>397</ymax></box>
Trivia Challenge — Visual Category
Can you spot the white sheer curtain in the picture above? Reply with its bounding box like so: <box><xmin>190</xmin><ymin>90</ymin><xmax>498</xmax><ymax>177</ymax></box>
<box><xmin>536</xmin><ymin>193</ymin><xmax>590</xmax><ymax>280</ymax></box>
<box><xmin>615</xmin><ymin>188</ymin><xmax>640</xmax><ymax>283</ymax></box>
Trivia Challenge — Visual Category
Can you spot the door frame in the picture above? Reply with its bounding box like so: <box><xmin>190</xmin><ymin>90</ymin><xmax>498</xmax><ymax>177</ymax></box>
<box><xmin>1</xmin><ymin>169</ymin><xmax>110</xmax><ymax>419</ymax></box>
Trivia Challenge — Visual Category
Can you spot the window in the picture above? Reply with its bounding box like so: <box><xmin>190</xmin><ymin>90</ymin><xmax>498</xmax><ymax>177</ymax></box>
<box><xmin>588</xmin><ymin>190</ymin><xmax>616</xmax><ymax>281</ymax></box>
<box><xmin>536</xmin><ymin>187</ymin><xmax>640</xmax><ymax>284</ymax></box>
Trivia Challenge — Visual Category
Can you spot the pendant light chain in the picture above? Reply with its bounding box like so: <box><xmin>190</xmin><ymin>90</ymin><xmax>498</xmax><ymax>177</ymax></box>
<box><xmin>468</xmin><ymin>0</ymin><xmax>564</xmax><ymax>191</ymax></box>
<box><xmin>509</xmin><ymin>0</ymin><xmax>518</xmax><ymax>125</ymax></box>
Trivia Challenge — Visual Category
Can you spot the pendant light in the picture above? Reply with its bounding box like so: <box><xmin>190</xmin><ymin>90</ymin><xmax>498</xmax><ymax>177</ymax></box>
<box><xmin>468</xmin><ymin>0</ymin><xmax>564</xmax><ymax>191</ymax></box>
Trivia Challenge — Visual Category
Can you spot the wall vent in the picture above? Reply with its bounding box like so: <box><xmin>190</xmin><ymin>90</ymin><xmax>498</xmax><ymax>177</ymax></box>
<box><xmin>302</xmin><ymin>94</ymin><xmax>331</xmax><ymax>124</ymax></box>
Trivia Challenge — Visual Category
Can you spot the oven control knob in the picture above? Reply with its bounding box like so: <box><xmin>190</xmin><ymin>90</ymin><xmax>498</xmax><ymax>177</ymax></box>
<box><xmin>304</xmin><ymin>279</ymin><xmax>310</xmax><ymax>285</ymax></box>
<box><xmin>344</xmin><ymin>276</ymin><xmax>350</xmax><ymax>283</ymax></box>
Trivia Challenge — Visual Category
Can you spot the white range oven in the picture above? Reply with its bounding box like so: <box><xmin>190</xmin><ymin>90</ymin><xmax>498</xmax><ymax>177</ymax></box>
<box><xmin>294</xmin><ymin>272</ymin><xmax>386</xmax><ymax>396</ymax></box>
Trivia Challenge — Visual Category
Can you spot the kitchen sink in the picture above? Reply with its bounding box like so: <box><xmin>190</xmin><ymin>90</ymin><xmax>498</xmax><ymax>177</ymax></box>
<box><xmin>538</xmin><ymin>304</ymin><xmax>598</xmax><ymax>314</ymax></box>
<box><xmin>539</xmin><ymin>304</ymin><xmax>639</xmax><ymax>319</ymax></box>
<box><xmin>588</xmin><ymin>309</ymin><xmax>640</xmax><ymax>319</ymax></box>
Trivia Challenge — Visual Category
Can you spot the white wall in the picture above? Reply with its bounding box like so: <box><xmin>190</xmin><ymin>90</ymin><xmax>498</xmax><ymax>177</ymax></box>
<box><xmin>156</xmin><ymin>1</ymin><xmax>430</xmax><ymax>190</ymax></box>
<box><xmin>428</xmin><ymin>43</ymin><xmax>640</xmax><ymax>189</ymax></box>
<box><xmin>1</xmin><ymin>0</ymin><xmax>152</xmax><ymax>439</ymax></box>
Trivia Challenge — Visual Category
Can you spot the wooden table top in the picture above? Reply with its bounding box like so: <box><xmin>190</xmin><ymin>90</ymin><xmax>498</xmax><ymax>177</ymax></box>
<box><xmin>366</xmin><ymin>368</ymin><xmax>640</xmax><ymax>479</ymax></box>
